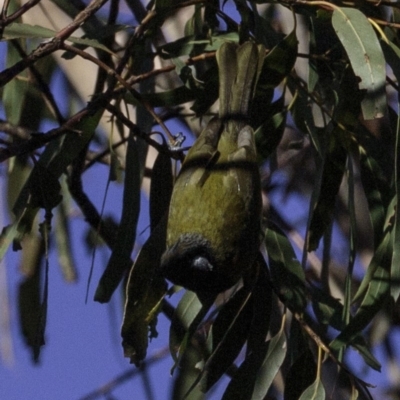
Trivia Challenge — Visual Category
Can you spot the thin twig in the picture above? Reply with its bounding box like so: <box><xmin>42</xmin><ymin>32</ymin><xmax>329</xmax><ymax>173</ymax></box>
<box><xmin>0</xmin><ymin>0</ymin><xmax>42</xmax><ymax>35</ymax></box>
<box><xmin>78</xmin><ymin>347</ymin><xmax>170</xmax><ymax>400</ymax></box>
<box><xmin>0</xmin><ymin>0</ymin><xmax>109</xmax><ymax>87</ymax></box>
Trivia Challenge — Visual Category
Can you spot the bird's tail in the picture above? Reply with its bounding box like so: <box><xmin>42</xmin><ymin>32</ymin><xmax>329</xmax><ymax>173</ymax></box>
<box><xmin>216</xmin><ymin>41</ymin><xmax>265</xmax><ymax>137</ymax></box>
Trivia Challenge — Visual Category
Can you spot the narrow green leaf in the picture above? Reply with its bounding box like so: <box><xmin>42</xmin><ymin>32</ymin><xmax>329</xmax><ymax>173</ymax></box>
<box><xmin>289</xmin><ymin>81</ymin><xmax>322</xmax><ymax>156</ymax></box>
<box><xmin>54</xmin><ymin>194</ymin><xmax>77</xmax><ymax>283</ymax></box>
<box><xmin>307</xmin><ymin>137</ymin><xmax>346</xmax><ymax>251</ymax></box>
<box><xmin>265</xmin><ymin>224</ymin><xmax>307</xmax><ymax>312</ymax></box>
<box><xmin>381</xmin><ymin>39</ymin><xmax>400</xmax><ymax>302</ymax></box>
<box><xmin>358</xmin><ymin>144</ymin><xmax>388</xmax><ymax>249</ymax></box>
<box><xmin>121</xmin><ymin>218</ymin><xmax>168</xmax><ymax>365</ymax></box>
<box><xmin>18</xmin><ymin>241</ymin><xmax>44</xmax><ymax>362</ymax></box>
<box><xmin>95</xmin><ymin>134</ymin><xmax>141</xmax><ymax>303</ymax></box>
<box><xmin>255</xmin><ymin>110</ymin><xmax>286</xmax><ymax>161</ymax></box>
<box><xmin>353</xmin><ymin>226</ymin><xmax>392</xmax><ymax>303</ymax></box>
<box><xmin>246</xmin><ymin>259</ymin><xmax>272</xmax><ymax>352</ymax></box>
<box><xmin>258</xmin><ymin>29</ymin><xmax>298</xmax><ymax>89</ymax></box>
<box><xmin>126</xmin><ymin>86</ymin><xmax>195</xmax><ymax>108</ymax></box>
<box><xmin>222</xmin><ymin>263</ymin><xmax>272</xmax><ymax>400</ymax></box>
<box><xmin>3</xmin><ymin>41</ymin><xmax>28</xmax><ymax>125</ymax></box>
<box><xmin>6</xmin><ymin>107</ymin><xmax>100</xmax><ymax>270</ymax></box>
<box><xmin>172</xmin><ymin>345</ymin><xmax>205</xmax><ymax>400</ymax></box>
<box><xmin>157</xmin><ymin>33</ymin><xmax>239</xmax><ymax>58</ymax></box>
<box><xmin>200</xmin><ymin>287</ymin><xmax>253</xmax><ymax>392</ymax></box>
<box><xmin>284</xmin><ymin>349</ymin><xmax>316</xmax><ymax>400</ymax></box>
<box><xmin>150</xmin><ymin>150</ymin><xmax>173</xmax><ymax>231</ymax></box>
<box><xmin>311</xmin><ymin>287</ymin><xmax>381</xmax><ymax>370</ymax></box>
<box><xmin>252</xmin><ymin>324</ymin><xmax>287</xmax><ymax>400</ymax></box>
<box><xmin>2</xmin><ymin>23</ymin><xmax>116</xmax><ymax>55</ymax></box>
<box><xmin>332</xmin><ymin>8</ymin><xmax>386</xmax><ymax>119</ymax></box>
<box><xmin>298</xmin><ymin>377</ymin><xmax>326</xmax><ymax>400</ymax></box>
<box><xmin>330</xmin><ymin>230</ymin><xmax>391</xmax><ymax>358</ymax></box>
<box><xmin>169</xmin><ymin>290</ymin><xmax>203</xmax><ymax>362</ymax></box>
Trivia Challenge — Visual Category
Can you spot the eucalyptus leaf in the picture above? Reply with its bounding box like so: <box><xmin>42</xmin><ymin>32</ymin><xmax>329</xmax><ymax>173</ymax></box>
<box><xmin>265</xmin><ymin>224</ymin><xmax>307</xmax><ymax>312</ymax></box>
<box><xmin>121</xmin><ymin>218</ymin><xmax>168</xmax><ymax>365</ymax></box>
<box><xmin>95</xmin><ymin>134</ymin><xmax>141</xmax><ymax>303</ymax></box>
<box><xmin>298</xmin><ymin>377</ymin><xmax>326</xmax><ymax>400</ymax></box>
<box><xmin>332</xmin><ymin>8</ymin><xmax>386</xmax><ymax>119</ymax></box>
<box><xmin>200</xmin><ymin>287</ymin><xmax>253</xmax><ymax>392</ymax></box>
<box><xmin>2</xmin><ymin>23</ymin><xmax>116</xmax><ymax>55</ymax></box>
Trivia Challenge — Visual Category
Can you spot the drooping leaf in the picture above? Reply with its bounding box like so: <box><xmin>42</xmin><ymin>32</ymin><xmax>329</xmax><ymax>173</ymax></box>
<box><xmin>332</xmin><ymin>8</ymin><xmax>386</xmax><ymax>119</ymax></box>
<box><xmin>311</xmin><ymin>287</ymin><xmax>381</xmax><ymax>371</ymax></box>
<box><xmin>251</xmin><ymin>320</ymin><xmax>287</xmax><ymax>400</ymax></box>
<box><xmin>18</xmin><ymin>240</ymin><xmax>44</xmax><ymax>363</ymax></box>
<box><xmin>257</xmin><ymin>28</ymin><xmax>298</xmax><ymax>90</ymax></box>
<box><xmin>126</xmin><ymin>86</ymin><xmax>195</xmax><ymax>108</ymax></box>
<box><xmin>54</xmin><ymin>197</ymin><xmax>77</xmax><ymax>282</ymax></box>
<box><xmin>246</xmin><ymin>257</ymin><xmax>272</xmax><ymax>352</ymax></box>
<box><xmin>284</xmin><ymin>349</ymin><xmax>317</xmax><ymax>400</ymax></box>
<box><xmin>121</xmin><ymin>218</ymin><xmax>168</xmax><ymax>365</ymax></box>
<box><xmin>157</xmin><ymin>33</ymin><xmax>239</xmax><ymax>58</ymax></box>
<box><xmin>381</xmin><ymin>39</ymin><xmax>400</xmax><ymax>303</ymax></box>
<box><xmin>330</xmin><ymin>230</ymin><xmax>392</xmax><ymax>360</ymax></box>
<box><xmin>169</xmin><ymin>290</ymin><xmax>203</xmax><ymax>363</ymax></box>
<box><xmin>265</xmin><ymin>224</ymin><xmax>307</xmax><ymax>312</ymax></box>
<box><xmin>358</xmin><ymin>144</ymin><xmax>389</xmax><ymax>249</ymax></box>
<box><xmin>95</xmin><ymin>134</ymin><xmax>141</xmax><ymax>303</ymax></box>
<box><xmin>307</xmin><ymin>136</ymin><xmax>346</xmax><ymax>251</ymax></box>
<box><xmin>298</xmin><ymin>377</ymin><xmax>326</xmax><ymax>400</ymax></box>
<box><xmin>2</xmin><ymin>109</ymin><xmax>102</xmax><ymax>270</ymax></box>
<box><xmin>54</xmin><ymin>180</ymin><xmax>78</xmax><ymax>282</ymax></box>
<box><xmin>200</xmin><ymin>287</ymin><xmax>253</xmax><ymax>393</ymax></box>
<box><xmin>254</xmin><ymin>109</ymin><xmax>286</xmax><ymax>162</ymax></box>
<box><xmin>2</xmin><ymin>23</ymin><xmax>117</xmax><ymax>55</ymax></box>
<box><xmin>172</xmin><ymin>344</ymin><xmax>205</xmax><ymax>400</ymax></box>
<box><xmin>150</xmin><ymin>148</ymin><xmax>173</xmax><ymax>231</ymax></box>
<box><xmin>3</xmin><ymin>40</ymin><xmax>28</xmax><ymax>126</ymax></box>
<box><xmin>222</xmin><ymin>262</ymin><xmax>272</xmax><ymax>400</ymax></box>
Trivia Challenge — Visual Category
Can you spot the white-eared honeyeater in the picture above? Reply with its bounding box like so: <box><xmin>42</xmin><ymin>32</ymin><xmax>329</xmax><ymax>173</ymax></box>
<box><xmin>160</xmin><ymin>42</ymin><xmax>265</xmax><ymax>294</ymax></box>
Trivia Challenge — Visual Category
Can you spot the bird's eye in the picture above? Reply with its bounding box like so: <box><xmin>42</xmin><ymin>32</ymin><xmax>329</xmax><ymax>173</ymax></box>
<box><xmin>191</xmin><ymin>256</ymin><xmax>213</xmax><ymax>272</ymax></box>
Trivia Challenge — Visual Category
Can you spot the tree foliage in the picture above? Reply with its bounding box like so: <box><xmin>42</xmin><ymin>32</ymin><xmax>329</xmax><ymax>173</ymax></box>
<box><xmin>1</xmin><ymin>0</ymin><xmax>400</xmax><ymax>399</ymax></box>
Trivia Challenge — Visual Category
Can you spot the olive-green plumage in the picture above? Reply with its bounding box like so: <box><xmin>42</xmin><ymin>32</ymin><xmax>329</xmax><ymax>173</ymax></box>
<box><xmin>160</xmin><ymin>42</ymin><xmax>265</xmax><ymax>293</ymax></box>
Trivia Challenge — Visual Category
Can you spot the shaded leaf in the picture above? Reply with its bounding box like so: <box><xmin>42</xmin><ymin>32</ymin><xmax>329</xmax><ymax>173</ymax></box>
<box><xmin>121</xmin><ymin>218</ymin><xmax>168</xmax><ymax>365</ymax></box>
<box><xmin>55</xmin><ymin>199</ymin><xmax>77</xmax><ymax>282</ymax></box>
<box><xmin>265</xmin><ymin>224</ymin><xmax>307</xmax><ymax>312</ymax></box>
<box><xmin>95</xmin><ymin>134</ymin><xmax>141</xmax><ymax>303</ymax></box>
<box><xmin>252</xmin><ymin>321</ymin><xmax>287</xmax><ymax>400</ymax></box>
<box><xmin>200</xmin><ymin>287</ymin><xmax>253</xmax><ymax>392</ymax></box>
<box><xmin>3</xmin><ymin>41</ymin><xmax>28</xmax><ymax>126</ymax></box>
<box><xmin>158</xmin><ymin>33</ymin><xmax>239</xmax><ymax>58</ymax></box>
<box><xmin>332</xmin><ymin>8</ymin><xmax>386</xmax><ymax>119</ymax></box>
<box><xmin>255</xmin><ymin>109</ymin><xmax>286</xmax><ymax>161</ymax></box>
<box><xmin>4</xmin><ymin>109</ymin><xmax>102</xmax><ymax>269</ymax></box>
<box><xmin>246</xmin><ymin>257</ymin><xmax>272</xmax><ymax>352</ymax></box>
<box><xmin>382</xmin><ymin>39</ymin><xmax>400</xmax><ymax>302</ymax></box>
<box><xmin>258</xmin><ymin>29</ymin><xmax>298</xmax><ymax>89</ymax></box>
<box><xmin>2</xmin><ymin>23</ymin><xmax>117</xmax><ymax>55</ymax></box>
<box><xmin>150</xmin><ymin>148</ymin><xmax>173</xmax><ymax>231</ymax></box>
<box><xmin>330</xmin><ymin>230</ymin><xmax>391</xmax><ymax>362</ymax></box>
<box><xmin>172</xmin><ymin>344</ymin><xmax>205</xmax><ymax>400</ymax></box>
<box><xmin>284</xmin><ymin>349</ymin><xmax>316</xmax><ymax>400</ymax></box>
<box><xmin>169</xmin><ymin>290</ymin><xmax>203</xmax><ymax>363</ymax></box>
<box><xmin>222</xmin><ymin>262</ymin><xmax>272</xmax><ymax>400</ymax></box>
<box><xmin>298</xmin><ymin>377</ymin><xmax>325</xmax><ymax>400</ymax></box>
<box><xmin>307</xmin><ymin>137</ymin><xmax>346</xmax><ymax>251</ymax></box>
<box><xmin>18</xmin><ymin>239</ymin><xmax>45</xmax><ymax>362</ymax></box>
<box><xmin>358</xmin><ymin>144</ymin><xmax>389</xmax><ymax>249</ymax></box>
<box><xmin>127</xmin><ymin>86</ymin><xmax>195</xmax><ymax>108</ymax></box>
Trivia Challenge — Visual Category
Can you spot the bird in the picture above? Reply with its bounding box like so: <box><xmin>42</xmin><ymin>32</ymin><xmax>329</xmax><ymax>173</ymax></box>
<box><xmin>160</xmin><ymin>41</ymin><xmax>265</xmax><ymax>294</ymax></box>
